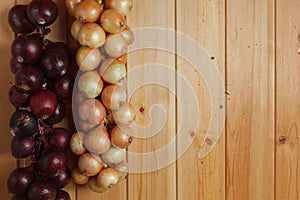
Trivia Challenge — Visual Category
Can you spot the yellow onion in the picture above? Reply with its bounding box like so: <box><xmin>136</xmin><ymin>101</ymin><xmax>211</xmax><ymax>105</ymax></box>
<box><xmin>79</xmin><ymin>119</ymin><xmax>97</xmax><ymax>133</ymax></box>
<box><xmin>84</xmin><ymin>127</ymin><xmax>110</xmax><ymax>154</ymax></box>
<box><xmin>78</xmin><ymin>23</ymin><xmax>106</xmax><ymax>48</ymax></box>
<box><xmin>120</xmin><ymin>26</ymin><xmax>134</xmax><ymax>45</ymax></box>
<box><xmin>75</xmin><ymin>91</ymin><xmax>88</xmax><ymax>105</ymax></box>
<box><xmin>78</xmin><ymin>71</ymin><xmax>103</xmax><ymax>98</ymax></box>
<box><xmin>104</xmin><ymin>34</ymin><xmax>127</xmax><ymax>58</ymax></box>
<box><xmin>101</xmin><ymin>146</ymin><xmax>126</xmax><ymax>166</ymax></box>
<box><xmin>110</xmin><ymin>125</ymin><xmax>133</xmax><ymax>149</ymax></box>
<box><xmin>88</xmin><ymin>177</ymin><xmax>107</xmax><ymax>193</ymax></box>
<box><xmin>116</xmin><ymin>77</ymin><xmax>127</xmax><ymax>88</ymax></box>
<box><xmin>101</xmin><ymin>84</ymin><xmax>127</xmax><ymax>110</ymax></box>
<box><xmin>69</xmin><ymin>132</ymin><xmax>87</xmax><ymax>155</ymax></box>
<box><xmin>96</xmin><ymin>168</ymin><xmax>119</xmax><ymax>189</ymax></box>
<box><xmin>100</xmin><ymin>59</ymin><xmax>126</xmax><ymax>84</ymax></box>
<box><xmin>76</xmin><ymin>46</ymin><xmax>101</xmax><ymax>72</ymax></box>
<box><xmin>71</xmin><ymin>166</ymin><xmax>89</xmax><ymax>185</ymax></box>
<box><xmin>104</xmin><ymin>0</ymin><xmax>133</xmax><ymax>16</ymax></box>
<box><xmin>112</xmin><ymin>102</ymin><xmax>136</xmax><ymax>125</ymax></box>
<box><xmin>65</xmin><ymin>0</ymin><xmax>82</xmax><ymax>17</ymax></box>
<box><xmin>78</xmin><ymin>99</ymin><xmax>106</xmax><ymax>125</ymax></box>
<box><xmin>114</xmin><ymin>161</ymin><xmax>128</xmax><ymax>182</ymax></box>
<box><xmin>75</xmin><ymin>0</ymin><xmax>103</xmax><ymax>23</ymax></box>
<box><xmin>100</xmin><ymin>9</ymin><xmax>126</xmax><ymax>34</ymax></box>
<box><xmin>78</xmin><ymin>153</ymin><xmax>104</xmax><ymax>176</ymax></box>
<box><xmin>71</xmin><ymin>19</ymin><xmax>84</xmax><ymax>41</ymax></box>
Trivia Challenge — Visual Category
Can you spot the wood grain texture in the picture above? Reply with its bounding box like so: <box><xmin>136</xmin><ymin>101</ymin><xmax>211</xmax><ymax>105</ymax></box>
<box><xmin>127</xmin><ymin>0</ymin><xmax>176</xmax><ymax>200</ymax></box>
<box><xmin>0</xmin><ymin>0</ymin><xmax>15</xmax><ymax>153</ymax></box>
<box><xmin>226</xmin><ymin>0</ymin><xmax>275</xmax><ymax>199</ymax></box>
<box><xmin>1</xmin><ymin>0</ymin><xmax>300</xmax><ymax>199</ymax></box>
<box><xmin>176</xmin><ymin>0</ymin><xmax>226</xmax><ymax>199</ymax></box>
<box><xmin>276</xmin><ymin>0</ymin><xmax>300</xmax><ymax>199</ymax></box>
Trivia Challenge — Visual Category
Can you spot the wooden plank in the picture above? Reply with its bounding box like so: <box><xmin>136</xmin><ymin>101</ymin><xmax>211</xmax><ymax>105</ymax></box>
<box><xmin>0</xmin><ymin>1</ymin><xmax>19</xmax><ymax>197</ymax></box>
<box><xmin>226</xmin><ymin>0</ymin><xmax>275</xmax><ymax>199</ymax></box>
<box><xmin>275</xmin><ymin>0</ymin><xmax>300</xmax><ymax>199</ymax></box>
<box><xmin>126</xmin><ymin>0</ymin><xmax>176</xmax><ymax>200</ymax></box>
<box><xmin>0</xmin><ymin>0</ymin><xmax>15</xmax><ymax>153</ymax></box>
<box><xmin>176</xmin><ymin>0</ymin><xmax>225</xmax><ymax>199</ymax></box>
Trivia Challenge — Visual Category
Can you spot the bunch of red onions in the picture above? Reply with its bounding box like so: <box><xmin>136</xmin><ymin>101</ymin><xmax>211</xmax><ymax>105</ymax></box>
<box><xmin>7</xmin><ymin>0</ymin><xmax>74</xmax><ymax>199</ymax></box>
<box><xmin>66</xmin><ymin>0</ymin><xmax>135</xmax><ymax>193</ymax></box>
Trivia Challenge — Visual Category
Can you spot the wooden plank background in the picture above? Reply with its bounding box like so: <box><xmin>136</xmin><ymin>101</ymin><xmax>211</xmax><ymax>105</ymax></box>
<box><xmin>0</xmin><ymin>0</ymin><xmax>299</xmax><ymax>199</ymax></box>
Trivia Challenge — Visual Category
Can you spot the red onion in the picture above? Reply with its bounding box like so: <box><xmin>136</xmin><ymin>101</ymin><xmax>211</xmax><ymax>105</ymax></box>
<box><xmin>29</xmin><ymin>89</ymin><xmax>58</xmax><ymax>120</ymax></box>
<box><xmin>7</xmin><ymin>167</ymin><xmax>34</xmax><ymax>194</ymax></box>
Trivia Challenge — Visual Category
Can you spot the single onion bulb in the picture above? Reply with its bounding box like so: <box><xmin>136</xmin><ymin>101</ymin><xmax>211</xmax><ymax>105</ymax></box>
<box><xmin>76</xmin><ymin>46</ymin><xmax>101</xmax><ymax>72</ymax></box>
<box><xmin>101</xmin><ymin>146</ymin><xmax>126</xmax><ymax>166</ymax></box>
<box><xmin>71</xmin><ymin>166</ymin><xmax>89</xmax><ymax>185</ymax></box>
<box><xmin>110</xmin><ymin>125</ymin><xmax>133</xmax><ymax>149</ymax></box>
<box><xmin>104</xmin><ymin>0</ymin><xmax>133</xmax><ymax>16</ymax></box>
<box><xmin>78</xmin><ymin>98</ymin><xmax>106</xmax><ymax>125</ymax></box>
<box><xmin>71</xmin><ymin>19</ymin><xmax>84</xmax><ymax>41</ymax></box>
<box><xmin>101</xmin><ymin>84</ymin><xmax>127</xmax><ymax>110</ymax></box>
<box><xmin>100</xmin><ymin>59</ymin><xmax>126</xmax><ymax>84</ymax></box>
<box><xmin>112</xmin><ymin>102</ymin><xmax>136</xmax><ymax>125</ymax></box>
<box><xmin>69</xmin><ymin>132</ymin><xmax>87</xmax><ymax>155</ymax></box>
<box><xmin>78</xmin><ymin>71</ymin><xmax>103</xmax><ymax>98</ymax></box>
<box><xmin>88</xmin><ymin>177</ymin><xmax>107</xmax><ymax>193</ymax></box>
<box><xmin>120</xmin><ymin>26</ymin><xmax>135</xmax><ymax>45</ymax></box>
<box><xmin>84</xmin><ymin>127</ymin><xmax>110</xmax><ymax>154</ymax></box>
<box><xmin>104</xmin><ymin>34</ymin><xmax>127</xmax><ymax>58</ymax></box>
<box><xmin>77</xmin><ymin>22</ymin><xmax>106</xmax><ymax>48</ymax></box>
<box><xmin>96</xmin><ymin>168</ymin><xmax>119</xmax><ymax>189</ymax></box>
<box><xmin>75</xmin><ymin>0</ymin><xmax>103</xmax><ymax>23</ymax></box>
<box><xmin>114</xmin><ymin>161</ymin><xmax>128</xmax><ymax>182</ymax></box>
<box><xmin>65</xmin><ymin>0</ymin><xmax>82</xmax><ymax>17</ymax></box>
<box><xmin>78</xmin><ymin>153</ymin><xmax>103</xmax><ymax>176</ymax></box>
<box><xmin>100</xmin><ymin>9</ymin><xmax>126</xmax><ymax>34</ymax></box>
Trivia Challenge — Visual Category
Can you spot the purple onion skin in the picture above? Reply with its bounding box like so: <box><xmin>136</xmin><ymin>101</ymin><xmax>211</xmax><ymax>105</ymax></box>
<box><xmin>39</xmin><ymin>49</ymin><xmax>69</xmax><ymax>78</ymax></box>
<box><xmin>46</xmin><ymin>127</ymin><xmax>70</xmax><ymax>151</ymax></box>
<box><xmin>51</xmin><ymin>167</ymin><xmax>71</xmax><ymax>189</ymax></box>
<box><xmin>47</xmin><ymin>42</ymin><xmax>72</xmax><ymax>60</ymax></box>
<box><xmin>55</xmin><ymin>190</ymin><xmax>70</xmax><ymax>200</ymax></box>
<box><xmin>11</xmin><ymin>34</ymin><xmax>43</xmax><ymax>64</ymax></box>
<box><xmin>51</xmin><ymin>74</ymin><xmax>74</xmax><ymax>99</ymax></box>
<box><xmin>9</xmin><ymin>110</ymin><xmax>38</xmax><ymax>138</ymax></box>
<box><xmin>44</xmin><ymin>99</ymin><xmax>66</xmax><ymax>125</ymax></box>
<box><xmin>27</xmin><ymin>0</ymin><xmax>58</xmax><ymax>27</ymax></box>
<box><xmin>10</xmin><ymin>57</ymin><xmax>25</xmax><ymax>74</ymax></box>
<box><xmin>37</xmin><ymin>150</ymin><xmax>67</xmax><ymax>177</ymax></box>
<box><xmin>27</xmin><ymin>179</ymin><xmax>57</xmax><ymax>200</ymax></box>
<box><xmin>29</xmin><ymin>89</ymin><xmax>58</xmax><ymax>120</ymax></box>
<box><xmin>15</xmin><ymin>65</ymin><xmax>44</xmax><ymax>93</ymax></box>
<box><xmin>7</xmin><ymin>167</ymin><xmax>34</xmax><ymax>195</ymax></box>
<box><xmin>9</xmin><ymin>85</ymin><xmax>30</xmax><ymax>108</ymax></box>
<box><xmin>8</xmin><ymin>5</ymin><xmax>36</xmax><ymax>34</ymax></box>
<box><xmin>10</xmin><ymin>136</ymin><xmax>35</xmax><ymax>158</ymax></box>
